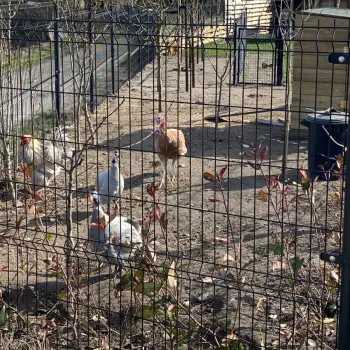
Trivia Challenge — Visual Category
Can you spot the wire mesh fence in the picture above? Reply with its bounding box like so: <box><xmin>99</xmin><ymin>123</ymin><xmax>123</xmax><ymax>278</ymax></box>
<box><xmin>0</xmin><ymin>1</ymin><xmax>347</xmax><ymax>349</ymax></box>
<box><xmin>0</xmin><ymin>3</ymin><xmax>155</xmax><ymax>122</ymax></box>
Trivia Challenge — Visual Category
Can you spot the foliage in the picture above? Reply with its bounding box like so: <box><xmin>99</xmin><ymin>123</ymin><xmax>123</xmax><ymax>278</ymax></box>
<box><xmin>112</xmin><ymin>182</ymin><xmax>236</xmax><ymax>347</ymax></box>
<box><xmin>7</xmin><ymin>178</ymin><xmax>241</xmax><ymax>348</ymax></box>
<box><xmin>240</xmin><ymin>143</ymin><xmax>340</xmax><ymax>347</ymax></box>
<box><xmin>202</xmin><ymin>166</ymin><xmax>246</xmax><ymax>347</ymax></box>
<box><xmin>0</xmin><ymin>306</ymin><xmax>8</xmax><ymax>326</ymax></box>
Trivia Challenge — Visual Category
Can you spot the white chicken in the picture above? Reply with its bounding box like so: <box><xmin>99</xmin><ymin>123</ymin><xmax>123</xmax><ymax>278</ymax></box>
<box><xmin>88</xmin><ymin>191</ymin><xmax>110</xmax><ymax>264</ymax></box>
<box><xmin>18</xmin><ymin>126</ymin><xmax>72</xmax><ymax>189</ymax></box>
<box><xmin>105</xmin><ymin>213</ymin><xmax>143</xmax><ymax>279</ymax></box>
<box><xmin>154</xmin><ymin>114</ymin><xmax>187</xmax><ymax>187</ymax></box>
<box><xmin>30</xmin><ymin>164</ymin><xmax>59</xmax><ymax>190</ymax></box>
<box><xmin>88</xmin><ymin>191</ymin><xmax>143</xmax><ymax>281</ymax></box>
<box><xmin>96</xmin><ymin>151</ymin><xmax>124</xmax><ymax>214</ymax></box>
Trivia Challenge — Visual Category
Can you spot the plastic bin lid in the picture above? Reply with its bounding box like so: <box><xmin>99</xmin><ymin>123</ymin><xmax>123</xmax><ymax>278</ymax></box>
<box><xmin>305</xmin><ymin>107</ymin><xmax>349</xmax><ymax>124</ymax></box>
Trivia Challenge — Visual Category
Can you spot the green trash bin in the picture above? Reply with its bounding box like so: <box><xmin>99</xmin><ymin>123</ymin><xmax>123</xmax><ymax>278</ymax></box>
<box><xmin>301</xmin><ymin>108</ymin><xmax>348</xmax><ymax>180</ymax></box>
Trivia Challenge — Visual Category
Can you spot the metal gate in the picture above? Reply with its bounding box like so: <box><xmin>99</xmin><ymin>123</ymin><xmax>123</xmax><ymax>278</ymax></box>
<box><xmin>232</xmin><ymin>11</ymin><xmax>247</xmax><ymax>85</ymax></box>
<box><xmin>232</xmin><ymin>12</ymin><xmax>284</xmax><ymax>86</ymax></box>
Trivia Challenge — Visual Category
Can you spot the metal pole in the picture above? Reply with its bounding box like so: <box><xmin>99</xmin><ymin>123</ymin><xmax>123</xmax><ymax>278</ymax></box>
<box><xmin>281</xmin><ymin>2</ymin><xmax>292</xmax><ymax>182</ymax></box>
<box><xmin>338</xmin><ymin>108</ymin><xmax>350</xmax><ymax>350</ymax></box>
<box><xmin>320</xmin><ymin>51</ymin><xmax>350</xmax><ymax>350</ymax></box>
<box><xmin>196</xmin><ymin>9</ymin><xmax>199</xmax><ymax>64</ymax></box>
<box><xmin>190</xmin><ymin>16</ymin><xmax>195</xmax><ymax>88</ymax></box>
<box><xmin>184</xmin><ymin>5</ymin><xmax>188</xmax><ymax>92</ymax></box>
<box><xmin>275</xmin><ymin>23</ymin><xmax>284</xmax><ymax>86</ymax></box>
<box><xmin>88</xmin><ymin>2</ymin><xmax>94</xmax><ymax>112</ymax></box>
<box><xmin>232</xmin><ymin>17</ymin><xmax>237</xmax><ymax>85</ymax></box>
<box><xmin>128</xmin><ymin>6</ymin><xmax>131</xmax><ymax>81</ymax></box>
<box><xmin>110</xmin><ymin>8</ymin><xmax>115</xmax><ymax>95</ymax></box>
<box><xmin>54</xmin><ymin>4</ymin><xmax>61</xmax><ymax>126</ymax></box>
<box><xmin>180</xmin><ymin>1</ymin><xmax>183</xmax><ymax>63</ymax></box>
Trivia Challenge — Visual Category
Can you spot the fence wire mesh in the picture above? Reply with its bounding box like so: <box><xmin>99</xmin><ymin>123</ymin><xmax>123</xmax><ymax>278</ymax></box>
<box><xmin>0</xmin><ymin>1</ymin><xmax>346</xmax><ymax>349</ymax></box>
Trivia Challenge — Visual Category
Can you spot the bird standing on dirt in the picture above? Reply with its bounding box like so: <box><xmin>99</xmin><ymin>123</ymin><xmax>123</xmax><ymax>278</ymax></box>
<box><xmin>18</xmin><ymin>127</ymin><xmax>72</xmax><ymax>189</ymax></box>
<box><xmin>104</xmin><ymin>213</ymin><xmax>143</xmax><ymax>282</ymax></box>
<box><xmin>29</xmin><ymin>164</ymin><xmax>60</xmax><ymax>190</ymax></box>
<box><xmin>88</xmin><ymin>190</ymin><xmax>143</xmax><ymax>282</ymax></box>
<box><xmin>88</xmin><ymin>191</ymin><xmax>110</xmax><ymax>263</ymax></box>
<box><xmin>154</xmin><ymin>114</ymin><xmax>187</xmax><ymax>187</ymax></box>
<box><xmin>95</xmin><ymin>151</ymin><xmax>124</xmax><ymax>214</ymax></box>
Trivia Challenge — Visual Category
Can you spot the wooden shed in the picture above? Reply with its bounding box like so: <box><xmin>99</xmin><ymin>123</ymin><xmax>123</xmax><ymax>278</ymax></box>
<box><xmin>225</xmin><ymin>0</ymin><xmax>274</xmax><ymax>28</ymax></box>
<box><xmin>291</xmin><ymin>8</ymin><xmax>350</xmax><ymax>132</ymax></box>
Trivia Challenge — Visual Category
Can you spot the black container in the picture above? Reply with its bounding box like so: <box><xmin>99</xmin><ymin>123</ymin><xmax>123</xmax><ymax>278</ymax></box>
<box><xmin>301</xmin><ymin>108</ymin><xmax>348</xmax><ymax>180</ymax></box>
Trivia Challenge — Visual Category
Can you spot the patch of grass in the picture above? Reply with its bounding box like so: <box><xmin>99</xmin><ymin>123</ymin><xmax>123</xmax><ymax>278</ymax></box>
<box><xmin>246</xmin><ymin>38</ymin><xmax>276</xmax><ymax>52</ymax></box>
<box><xmin>20</xmin><ymin>111</ymin><xmax>57</xmax><ymax>136</ymax></box>
<box><xmin>2</xmin><ymin>43</ymin><xmax>54</xmax><ymax>71</ymax></box>
<box><xmin>203</xmin><ymin>41</ymin><xmax>232</xmax><ymax>58</ymax></box>
<box><xmin>203</xmin><ymin>39</ymin><xmax>289</xmax><ymax>83</ymax></box>
<box><xmin>3</xmin><ymin>38</ymin><xmax>90</xmax><ymax>72</ymax></box>
<box><xmin>23</xmin><ymin>43</ymin><xmax>53</xmax><ymax>67</ymax></box>
<box><xmin>203</xmin><ymin>39</ymin><xmax>276</xmax><ymax>58</ymax></box>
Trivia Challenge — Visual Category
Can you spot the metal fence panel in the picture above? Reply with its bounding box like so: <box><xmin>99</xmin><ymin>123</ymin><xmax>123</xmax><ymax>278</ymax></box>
<box><xmin>0</xmin><ymin>2</ymin><xmax>346</xmax><ymax>350</ymax></box>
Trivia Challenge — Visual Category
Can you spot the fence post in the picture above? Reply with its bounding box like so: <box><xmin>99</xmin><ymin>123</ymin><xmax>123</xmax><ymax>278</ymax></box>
<box><xmin>232</xmin><ymin>17</ymin><xmax>237</xmax><ymax>85</ymax></box>
<box><xmin>88</xmin><ymin>2</ymin><xmax>94</xmax><ymax>112</ymax></box>
<box><xmin>337</xmin><ymin>123</ymin><xmax>350</xmax><ymax>349</ymax></box>
<box><xmin>196</xmin><ymin>9</ymin><xmax>199</xmax><ymax>64</ymax></box>
<box><xmin>240</xmin><ymin>11</ymin><xmax>248</xmax><ymax>84</ymax></box>
<box><xmin>54</xmin><ymin>4</ymin><xmax>61</xmax><ymax>125</ymax></box>
<box><xmin>184</xmin><ymin>4</ymin><xmax>189</xmax><ymax>92</ymax></box>
<box><xmin>127</xmin><ymin>6</ymin><xmax>131</xmax><ymax>81</ymax></box>
<box><xmin>275</xmin><ymin>22</ymin><xmax>284</xmax><ymax>86</ymax></box>
<box><xmin>139</xmin><ymin>13</ymin><xmax>142</xmax><ymax>76</ymax></box>
<box><xmin>110</xmin><ymin>8</ymin><xmax>115</xmax><ymax>95</ymax></box>
<box><xmin>190</xmin><ymin>15</ymin><xmax>195</xmax><ymax>88</ymax></box>
<box><xmin>318</xmin><ymin>51</ymin><xmax>350</xmax><ymax>349</ymax></box>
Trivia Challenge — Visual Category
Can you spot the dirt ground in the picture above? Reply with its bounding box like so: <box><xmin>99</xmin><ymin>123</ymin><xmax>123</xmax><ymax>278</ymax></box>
<box><xmin>0</xmin><ymin>55</ymin><xmax>339</xmax><ymax>348</ymax></box>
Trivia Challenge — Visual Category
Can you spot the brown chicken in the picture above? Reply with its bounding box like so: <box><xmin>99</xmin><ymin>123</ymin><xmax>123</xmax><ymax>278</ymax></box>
<box><xmin>166</xmin><ymin>40</ymin><xmax>178</xmax><ymax>56</ymax></box>
<box><xmin>154</xmin><ymin>115</ymin><xmax>187</xmax><ymax>187</ymax></box>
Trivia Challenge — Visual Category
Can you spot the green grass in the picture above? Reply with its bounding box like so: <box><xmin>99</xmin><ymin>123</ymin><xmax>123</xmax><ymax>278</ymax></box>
<box><xmin>3</xmin><ymin>39</ymin><xmax>88</xmax><ymax>72</ymax></box>
<box><xmin>203</xmin><ymin>39</ymin><xmax>276</xmax><ymax>58</ymax></box>
<box><xmin>203</xmin><ymin>39</ymin><xmax>289</xmax><ymax>83</ymax></box>
<box><xmin>203</xmin><ymin>41</ymin><xmax>232</xmax><ymax>58</ymax></box>
<box><xmin>2</xmin><ymin>43</ymin><xmax>54</xmax><ymax>71</ymax></box>
<box><xmin>245</xmin><ymin>39</ymin><xmax>276</xmax><ymax>52</ymax></box>
<box><xmin>20</xmin><ymin>111</ymin><xmax>57</xmax><ymax>136</ymax></box>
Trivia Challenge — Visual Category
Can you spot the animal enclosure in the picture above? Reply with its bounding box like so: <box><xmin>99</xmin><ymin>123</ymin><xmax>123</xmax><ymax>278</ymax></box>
<box><xmin>0</xmin><ymin>1</ymin><xmax>347</xmax><ymax>350</ymax></box>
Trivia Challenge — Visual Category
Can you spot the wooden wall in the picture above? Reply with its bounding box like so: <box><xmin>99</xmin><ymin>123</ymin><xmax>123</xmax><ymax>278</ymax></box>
<box><xmin>225</xmin><ymin>0</ymin><xmax>273</xmax><ymax>28</ymax></box>
<box><xmin>291</xmin><ymin>12</ymin><xmax>350</xmax><ymax>130</ymax></box>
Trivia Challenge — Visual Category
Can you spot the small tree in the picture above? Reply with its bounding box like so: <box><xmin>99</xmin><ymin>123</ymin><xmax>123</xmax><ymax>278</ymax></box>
<box><xmin>274</xmin><ymin>0</ymin><xmax>318</xmax><ymax>180</ymax></box>
<box><xmin>0</xmin><ymin>1</ymin><xmax>21</xmax><ymax>206</ymax></box>
<box><xmin>200</xmin><ymin>0</ymin><xmax>249</xmax><ymax>125</ymax></box>
<box><xmin>118</xmin><ymin>0</ymin><xmax>180</xmax><ymax>112</ymax></box>
<box><xmin>52</xmin><ymin>0</ymin><xmax>101</xmax><ymax>146</ymax></box>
